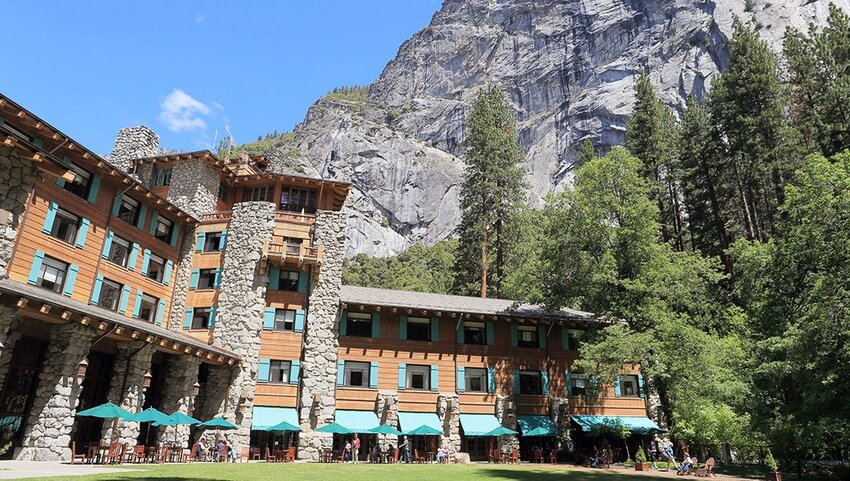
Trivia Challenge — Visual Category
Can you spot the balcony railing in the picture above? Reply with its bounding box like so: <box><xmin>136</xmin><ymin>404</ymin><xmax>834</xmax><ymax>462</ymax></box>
<box><xmin>199</xmin><ymin>210</ymin><xmax>316</xmax><ymax>225</ymax></box>
<box><xmin>266</xmin><ymin>242</ymin><xmax>323</xmax><ymax>265</ymax></box>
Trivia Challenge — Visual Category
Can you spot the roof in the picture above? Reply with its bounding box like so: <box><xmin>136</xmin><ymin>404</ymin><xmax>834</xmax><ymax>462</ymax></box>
<box><xmin>338</xmin><ymin>285</ymin><xmax>594</xmax><ymax>322</ymax></box>
<box><xmin>0</xmin><ymin>278</ymin><xmax>240</xmax><ymax>364</ymax></box>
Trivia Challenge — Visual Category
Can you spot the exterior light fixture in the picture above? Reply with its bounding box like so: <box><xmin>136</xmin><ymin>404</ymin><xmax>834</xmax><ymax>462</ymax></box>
<box><xmin>142</xmin><ymin>369</ymin><xmax>153</xmax><ymax>391</ymax></box>
<box><xmin>192</xmin><ymin>381</ymin><xmax>201</xmax><ymax>397</ymax></box>
<box><xmin>76</xmin><ymin>357</ymin><xmax>89</xmax><ymax>385</ymax></box>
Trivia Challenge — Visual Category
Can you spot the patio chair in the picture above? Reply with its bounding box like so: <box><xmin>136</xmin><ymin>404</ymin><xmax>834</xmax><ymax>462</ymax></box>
<box><xmin>217</xmin><ymin>445</ymin><xmax>228</xmax><ymax>463</ymax></box>
<box><xmin>695</xmin><ymin>457</ymin><xmax>715</xmax><ymax>477</ymax></box>
<box><xmin>549</xmin><ymin>450</ymin><xmax>558</xmax><ymax>464</ymax></box>
<box><xmin>105</xmin><ymin>442</ymin><xmax>123</xmax><ymax>465</ymax></box>
<box><xmin>336</xmin><ymin>449</ymin><xmax>345</xmax><ymax>463</ymax></box>
<box><xmin>236</xmin><ymin>446</ymin><xmax>249</xmax><ymax>463</ymax></box>
<box><xmin>265</xmin><ymin>447</ymin><xmax>277</xmax><ymax>462</ymax></box>
<box><xmin>158</xmin><ymin>446</ymin><xmax>172</xmax><ymax>464</ymax></box>
<box><xmin>251</xmin><ymin>447</ymin><xmax>261</xmax><ymax>461</ymax></box>
<box><xmin>131</xmin><ymin>445</ymin><xmax>146</xmax><ymax>463</ymax></box>
<box><xmin>284</xmin><ymin>447</ymin><xmax>296</xmax><ymax>462</ymax></box>
<box><xmin>389</xmin><ymin>448</ymin><xmax>399</xmax><ymax>464</ymax></box>
<box><xmin>70</xmin><ymin>441</ymin><xmax>87</xmax><ymax>465</ymax></box>
<box><xmin>414</xmin><ymin>449</ymin><xmax>425</xmax><ymax>463</ymax></box>
<box><xmin>488</xmin><ymin>448</ymin><xmax>499</xmax><ymax>463</ymax></box>
<box><xmin>511</xmin><ymin>449</ymin><xmax>519</xmax><ymax>464</ymax></box>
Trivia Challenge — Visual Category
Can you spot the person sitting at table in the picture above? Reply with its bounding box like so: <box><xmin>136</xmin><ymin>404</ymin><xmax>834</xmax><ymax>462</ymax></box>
<box><xmin>591</xmin><ymin>446</ymin><xmax>603</xmax><ymax>468</ymax></box>
<box><xmin>370</xmin><ymin>443</ymin><xmax>381</xmax><ymax>463</ymax></box>
<box><xmin>196</xmin><ymin>438</ymin><xmax>208</xmax><ymax>461</ymax></box>
<box><xmin>436</xmin><ymin>447</ymin><xmax>448</xmax><ymax>463</ymax></box>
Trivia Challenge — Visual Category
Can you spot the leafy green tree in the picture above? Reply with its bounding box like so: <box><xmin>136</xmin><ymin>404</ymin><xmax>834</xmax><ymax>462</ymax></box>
<box><xmin>577</xmin><ymin>138</ymin><xmax>598</xmax><ymax>165</ymax></box>
<box><xmin>343</xmin><ymin>240</ymin><xmax>458</xmax><ymax>294</ymax></box>
<box><xmin>453</xmin><ymin>86</ymin><xmax>528</xmax><ymax>298</ymax></box>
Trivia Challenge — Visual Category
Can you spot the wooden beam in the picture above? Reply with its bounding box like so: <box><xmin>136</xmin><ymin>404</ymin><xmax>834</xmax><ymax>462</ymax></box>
<box><xmin>80</xmin><ymin>316</ymin><xmax>91</xmax><ymax>326</ymax></box>
<box><xmin>39</xmin><ymin>304</ymin><xmax>51</xmax><ymax>314</ymax></box>
<box><xmin>16</xmin><ymin>298</ymin><xmax>28</xmax><ymax>308</ymax></box>
<box><xmin>97</xmin><ymin>322</ymin><xmax>108</xmax><ymax>330</ymax></box>
<box><xmin>61</xmin><ymin>310</ymin><xmax>73</xmax><ymax>320</ymax></box>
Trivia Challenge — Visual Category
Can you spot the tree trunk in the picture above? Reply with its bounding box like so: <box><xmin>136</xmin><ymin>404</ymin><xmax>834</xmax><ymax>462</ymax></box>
<box><xmin>481</xmin><ymin>219</ymin><xmax>488</xmax><ymax>299</ymax></box>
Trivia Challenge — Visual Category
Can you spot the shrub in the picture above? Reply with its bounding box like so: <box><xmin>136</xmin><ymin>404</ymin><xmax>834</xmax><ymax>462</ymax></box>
<box><xmin>635</xmin><ymin>446</ymin><xmax>647</xmax><ymax>463</ymax></box>
<box><xmin>765</xmin><ymin>449</ymin><xmax>779</xmax><ymax>472</ymax></box>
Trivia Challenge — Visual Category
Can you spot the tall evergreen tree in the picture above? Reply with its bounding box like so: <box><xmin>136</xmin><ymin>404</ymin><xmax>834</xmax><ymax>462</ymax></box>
<box><xmin>453</xmin><ymin>86</ymin><xmax>528</xmax><ymax>298</ymax></box>
<box><xmin>577</xmin><ymin>138</ymin><xmax>598</xmax><ymax>165</ymax></box>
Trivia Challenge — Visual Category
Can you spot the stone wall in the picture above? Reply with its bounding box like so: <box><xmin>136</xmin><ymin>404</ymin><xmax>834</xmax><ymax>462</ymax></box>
<box><xmin>0</xmin><ymin>307</ymin><xmax>22</xmax><ymax>393</ymax></box>
<box><xmin>16</xmin><ymin>323</ymin><xmax>96</xmax><ymax>461</ymax></box>
<box><xmin>550</xmin><ymin>396</ymin><xmax>572</xmax><ymax>452</ymax></box>
<box><xmin>297</xmin><ymin>210</ymin><xmax>346</xmax><ymax>461</ymax></box>
<box><xmin>0</xmin><ymin>145</ymin><xmax>36</xmax><ymax>278</ymax></box>
<box><xmin>101</xmin><ymin>342</ymin><xmax>156</xmax><ymax>445</ymax></box>
<box><xmin>495</xmin><ymin>395</ymin><xmax>519</xmax><ymax>453</ymax></box>
<box><xmin>166</xmin><ymin>226</ymin><xmax>196</xmax><ymax>332</ymax></box>
<box><xmin>437</xmin><ymin>393</ymin><xmax>461</xmax><ymax>454</ymax></box>
<box><xmin>166</xmin><ymin>159</ymin><xmax>220</xmax><ymax>219</ymax></box>
<box><xmin>375</xmin><ymin>392</ymin><xmax>399</xmax><ymax>447</ymax></box>
<box><xmin>157</xmin><ymin>355</ymin><xmax>201</xmax><ymax>447</ymax></box>
<box><xmin>109</xmin><ymin>126</ymin><xmax>159</xmax><ymax>174</ymax></box>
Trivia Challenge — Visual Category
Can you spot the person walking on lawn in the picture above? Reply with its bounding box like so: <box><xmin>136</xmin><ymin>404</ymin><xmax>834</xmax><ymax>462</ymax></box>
<box><xmin>352</xmin><ymin>434</ymin><xmax>361</xmax><ymax>463</ymax></box>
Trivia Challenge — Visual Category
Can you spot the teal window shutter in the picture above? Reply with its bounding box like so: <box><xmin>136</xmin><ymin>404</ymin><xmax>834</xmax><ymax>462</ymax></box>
<box><xmin>268</xmin><ymin>266</ymin><xmax>279</xmax><ymax>290</ymax></box>
<box><xmin>561</xmin><ymin>327</ymin><xmax>569</xmax><ymax>351</ymax></box>
<box><xmin>111</xmin><ymin>196</ymin><xmax>122</xmax><ymax>216</ymax></box>
<box><xmin>565</xmin><ymin>371</ymin><xmax>573</xmax><ymax>396</ymax></box>
<box><xmin>155</xmin><ymin>299</ymin><xmax>166</xmax><ymax>326</ymax></box>
<box><xmin>398</xmin><ymin>363</ymin><xmax>407</xmax><ymax>390</ymax></box>
<box><xmin>614</xmin><ymin>376</ymin><xmax>622</xmax><ymax>397</ymax></box>
<box><xmin>486</xmin><ymin>321</ymin><xmax>495</xmax><ymax>345</ymax></box>
<box><xmin>263</xmin><ymin>307</ymin><xmax>275</xmax><ymax>330</ymax></box>
<box><xmin>195</xmin><ymin>232</ymin><xmax>205</xmax><ymax>252</ymax></box>
<box><xmin>141</xmin><ymin>249</ymin><xmax>151</xmax><ymax>275</ymax></box>
<box><xmin>135</xmin><ymin>204</ymin><xmax>147</xmax><ymax>229</ymax></box>
<box><xmin>638</xmin><ymin>374</ymin><xmax>646</xmax><ymax>397</ymax></box>
<box><xmin>42</xmin><ymin>201</ymin><xmax>58</xmax><ymax>233</ymax></box>
<box><xmin>208</xmin><ymin>307</ymin><xmax>217</xmax><ymax>328</ymax></box>
<box><xmin>184</xmin><ymin>308</ymin><xmax>194</xmax><ymax>329</ymax></box>
<box><xmin>118</xmin><ymin>285</ymin><xmax>131</xmax><ymax>313</ymax></box>
<box><xmin>430</xmin><ymin>365</ymin><xmax>439</xmax><ymax>392</ymax></box>
<box><xmin>62</xmin><ymin>264</ymin><xmax>79</xmax><ymax>296</ymax></box>
<box><xmin>369</xmin><ymin>362</ymin><xmax>379</xmax><ymax>388</ymax></box>
<box><xmin>430</xmin><ymin>317</ymin><xmax>439</xmax><ymax>342</ymax></box>
<box><xmin>258</xmin><ymin>359</ymin><xmax>270</xmax><ymax>383</ymax></box>
<box><xmin>190</xmin><ymin>269</ymin><xmax>199</xmax><ymax>289</ymax></box>
<box><xmin>371</xmin><ymin>312</ymin><xmax>381</xmax><ymax>338</ymax></box>
<box><xmin>27</xmin><ymin>251</ymin><xmax>45</xmax><ymax>285</ymax></box>
<box><xmin>339</xmin><ymin>310</ymin><xmax>347</xmax><ymax>335</ymax></box>
<box><xmin>169</xmin><ymin>223</ymin><xmax>180</xmax><ymax>247</ymax></box>
<box><xmin>513</xmin><ymin>370</ymin><xmax>521</xmax><ymax>394</ymax></box>
<box><xmin>290</xmin><ymin>360</ymin><xmax>301</xmax><ymax>384</ymax></box>
<box><xmin>456</xmin><ymin>366</ymin><xmax>465</xmax><ymax>392</ymax></box>
<box><xmin>510</xmin><ymin>324</ymin><xmax>518</xmax><ymax>347</ymax></box>
<box><xmin>456</xmin><ymin>321</ymin><xmax>465</xmax><ymax>343</ymax></box>
<box><xmin>399</xmin><ymin>315</ymin><xmax>408</xmax><ymax>340</ymax></box>
<box><xmin>132</xmin><ymin>289</ymin><xmax>144</xmax><ymax>318</ymax></box>
<box><xmin>86</xmin><ymin>175</ymin><xmax>100</xmax><ymax>203</ymax></box>
<box><xmin>128</xmin><ymin>243</ymin><xmax>139</xmax><ymax>271</ymax></box>
<box><xmin>213</xmin><ymin>268</ymin><xmax>221</xmax><ymax>288</ymax></box>
<box><xmin>74</xmin><ymin>218</ymin><xmax>90</xmax><ymax>248</ymax></box>
<box><xmin>148</xmin><ymin>211</ymin><xmax>159</xmax><ymax>235</ymax></box>
<box><xmin>487</xmin><ymin>367</ymin><xmax>496</xmax><ymax>393</ymax></box>
<box><xmin>163</xmin><ymin>260</ymin><xmax>173</xmax><ymax>286</ymax></box>
<box><xmin>538</xmin><ymin>326</ymin><xmax>547</xmax><ymax>349</ymax></box>
<box><xmin>297</xmin><ymin>271</ymin><xmax>308</xmax><ymax>293</ymax></box>
<box><xmin>101</xmin><ymin>230</ymin><xmax>114</xmax><ymax>259</ymax></box>
<box><xmin>294</xmin><ymin>309</ymin><xmax>305</xmax><ymax>332</ymax></box>
<box><xmin>337</xmin><ymin>360</ymin><xmax>346</xmax><ymax>386</ymax></box>
<box><xmin>219</xmin><ymin>231</ymin><xmax>228</xmax><ymax>250</ymax></box>
<box><xmin>541</xmin><ymin>370</ymin><xmax>550</xmax><ymax>394</ymax></box>
<box><xmin>89</xmin><ymin>274</ymin><xmax>104</xmax><ymax>303</ymax></box>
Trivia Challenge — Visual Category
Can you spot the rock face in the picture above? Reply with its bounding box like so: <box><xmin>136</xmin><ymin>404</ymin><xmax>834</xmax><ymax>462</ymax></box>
<box><xmin>269</xmin><ymin>0</ymin><xmax>848</xmax><ymax>257</ymax></box>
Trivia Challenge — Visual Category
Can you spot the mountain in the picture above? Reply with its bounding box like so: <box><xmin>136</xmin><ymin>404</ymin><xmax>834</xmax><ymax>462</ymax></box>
<box><xmin>263</xmin><ymin>0</ymin><xmax>848</xmax><ymax>257</ymax></box>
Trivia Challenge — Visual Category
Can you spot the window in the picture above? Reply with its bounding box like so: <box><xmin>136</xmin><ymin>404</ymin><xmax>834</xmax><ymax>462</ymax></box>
<box><xmin>203</xmin><ymin>232</ymin><xmax>224</xmax><ymax>252</ymax></box>
<box><xmin>153</xmin><ymin>217</ymin><xmax>173</xmax><ymax>244</ymax></box>
<box><xmin>465</xmin><ymin>368</ymin><xmax>488</xmax><ymax>393</ymax></box>
<box><xmin>285</xmin><ymin>237</ymin><xmax>302</xmax><ymax>256</ymax></box>
<box><xmin>519</xmin><ymin>370</ymin><xmax>542</xmax><ymax>395</ymax></box>
<box><xmin>269</xmin><ymin>360</ymin><xmax>291</xmax><ymax>384</ymax></box>
<box><xmin>346</xmin><ymin>312</ymin><xmax>372</xmax><ymax>337</ymax></box>
<box><xmin>146</xmin><ymin>253</ymin><xmax>165</xmax><ymax>283</ymax></box>
<box><xmin>37</xmin><ymin>256</ymin><xmax>68</xmax><ymax>293</ymax></box>
<box><xmin>571</xmin><ymin>376</ymin><xmax>588</xmax><ymax>396</ymax></box>
<box><xmin>97</xmin><ymin>278</ymin><xmax>123</xmax><ymax>311</ymax></box>
<box><xmin>117</xmin><ymin>196</ymin><xmax>140</xmax><ymax>225</ymax></box>
<box><xmin>197</xmin><ymin>269</ymin><xmax>217</xmax><ymax>290</ymax></box>
<box><xmin>406</xmin><ymin>317</ymin><xmax>431</xmax><ymax>342</ymax></box>
<box><xmin>139</xmin><ymin>294</ymin><xmax>159</xmax><ymax>323</ymax></box>
<box><xmin>620</xmin><ymin>375</ymin><xmax>640</xmax><ymax>397</ymax></box>
<box><xmin>243</xmin><ymin>186</ymin><xmax>273</xmax><ymax>202</ymax></box>
<box><xmin>63</xmin><ymin>163</ymin><xmax>92</xmax><ymax>199</ymax></box>
<box><xmin>152</xmin><ymin>167</ymin><xmax>172</xmax><ymax>187</ymax></box>
<box><xmin>274</xmin><ymin>309</ymin><xmax>296</xmax><ymax>331</ymax></box>
<box><xmin>463</xmin><ymin>322</ymin><xmax>486</xmax><ymax>345</ymax></box>
<box><xmin>407</xmin><ymin>365</ymin><xmax>431</xmax><ymax>390</ymax></box>
<box><xmin>192</xmin><ymin>307</ymin><xmax>213</xmax><ymax>329</ymax></box>
<box><xmin>566</xmin><ymin>329</ymin><xmax>585</xmax><ymax>351</ymax></box>
<box><xmin>48</xmin><ymin>208</ymin><xmax>80</xmax><ymax>244</ymax></box>
<box><xmin>276</xmin><ymin>270</ymin><xmax>299</xmax><ymax>291</ymax></box>
<box><xmin>217</xmin><ymin>181</ymin><xmax>229</xmax><ymax>202</ymax></box>
<box><xmin>108</xmin><ymin>236</ymin><xmax>131</xmax><ymax>267</ymax></box>
<box><xmin>517</xmin><ymin>325</ymin><xmax>539</xmax><ymax>348</ymax></box>
<box><xmin>344</xmin><ymin>361</ymin><xmax>370</xmax><ymax>387</ymax></box>
<box><xmin>280</xmin><ymin>186</ymin><xmax>317</xmax><ymax>214</ymax></box>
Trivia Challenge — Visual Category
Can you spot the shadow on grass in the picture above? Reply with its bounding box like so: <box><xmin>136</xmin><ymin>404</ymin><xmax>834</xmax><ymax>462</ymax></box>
<box><xmin>478</xmin><ymin>467</ymin><xmax>673</xmax><ymax>481</ymax></box>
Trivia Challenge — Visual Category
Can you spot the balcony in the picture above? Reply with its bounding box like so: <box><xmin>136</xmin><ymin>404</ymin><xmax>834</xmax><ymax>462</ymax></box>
<box><xmin>266</xmin><ymin>240</ymin><xmax>323</xmax><ymax>266</ymax></box>
<box><xmin>198</xmin><ymin>210</ymin><xmax>316</xmax><ymax>225</ymax></box>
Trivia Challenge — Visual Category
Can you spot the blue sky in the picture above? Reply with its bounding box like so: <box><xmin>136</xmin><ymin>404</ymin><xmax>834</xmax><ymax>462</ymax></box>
<box><xmin>3</xmin><ymin>1</ymin><xmax>441</xmax><ymax>153</ymax></box>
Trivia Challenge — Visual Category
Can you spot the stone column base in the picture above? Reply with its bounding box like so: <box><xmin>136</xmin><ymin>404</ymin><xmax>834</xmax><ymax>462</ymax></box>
<box><xmin>297</xmin><ymin>432</ymin><xmax>332</xmax><ymax>461</ymax></box>
<box><xmin>14</xmin><ymin>446</ymin><xmax>71</xmax><ymax>462</ymax></box>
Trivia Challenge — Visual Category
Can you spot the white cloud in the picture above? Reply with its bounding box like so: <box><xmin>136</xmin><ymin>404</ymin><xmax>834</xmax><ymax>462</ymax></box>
<box><xmin>195</xmin><ymin>14</ymin><xmax>205</xmax><ymax>23</ymax></box>
<box><xmin>159</xmin><ymin>89</ymin><xmax>212</xmax><ymax>132</ymax></box>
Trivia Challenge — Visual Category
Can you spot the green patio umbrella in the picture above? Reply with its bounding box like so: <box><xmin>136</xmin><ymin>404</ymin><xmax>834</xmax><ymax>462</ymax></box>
<box><xmin>522</xmin><ymin>426</ymin><xmax>556</xmax><ymax>437</ymax></box>
<box><xmin>265</xmin><ymin>421</ymin><xmax>301</xmax><ymax>432</ymax></box>
<box><xmin>315</xmin><ymin>422</ymin><xmax>353</xmax><ymax>434</ymax></box>
<box><xmin>486</xmin><ymin>426</ymin><xmax>518</xmax><ymax>436</ymax></box>
<box><xmin>199</xmin><ymin>417</ymin><xmax>238</xmax><ymax>430</ymax></box>
<box><xmin>405</xmin><ymin>424</ymin><xmax>443</xmax><ymax>436</ymax></box>
<box><xmin>77</xmin><ymin>402</ymin><xmax>133</xmax><ymax>419</ymax></box>
<box><xmin>169</xmin><ymin>412</ymin><xmax>201</xmax><ymax>426</ymax></box>
<box><xmin>128</xmin><ymin>407</ymin><xmax>171</xmax><ymax>424</ymax></box>
<box><xmin>368</xmin><ymin>424</ymin><xmax>402</xmax><ymax>435</ymax></box>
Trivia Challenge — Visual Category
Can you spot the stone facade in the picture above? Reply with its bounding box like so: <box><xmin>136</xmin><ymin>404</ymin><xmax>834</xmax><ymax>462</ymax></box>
<box><xmin>550</xmin><ymin>396</ymin><xmax>572</xmax><ymax>451</ymax></box>
<box><xmin>202</xmin><ymin>201</ymin><xmax>276</xmax><ymax>450</ymax></box>
<box><xmin>166</xmin><ymin>226</ymin><xmax>196</xmax><ymax>332</ymax></box>
<box><xmin>297</xmin><ymin>210</ymin><xmax>346</xmax><ymax>461</ymax></box>
<box><xmin>166</xmin><ymin>159</ymin><xmax>220</xmax><ymax>219</ymax></box>
<box><xmin>436</xmin><ymin>393</ymin><xmax>461</xmax><ymax>454</ymax></box>
<box><xmin>0</xmin><ymin>145</ymin><xmax>36</xmax><ymax>278</ymax></box>
<box><xmin>0</xmin><ymin>307</ymin><xmax>22</xmax><ymax>393</ymax></box>
<box><xmin>101</xmin><ymin>342</ymin><xmax>156</xmax><ymax>445</ymax></box>
<box><xmin>157</xmin><ymin>355</ymin><xmax>201</xmax><ymax>447</ymax></box>
<box><xmin>109</xmin><ymin>126</ymin><xmax>159</xmax><ymax>174</ymax></box>
<box><xmin>16</xmin><ymin>323</ymin><xmax>96</xmax><ymax>461</ymax></box>
<box><xmin>495</xmin><ymin>394</ymin><xmax>519</xmax><ymax>453</ymax></box>
<box><xmin>375</xmin><ymin>391</ymin><xmax>399</xmax><ymax>446</ymax></box>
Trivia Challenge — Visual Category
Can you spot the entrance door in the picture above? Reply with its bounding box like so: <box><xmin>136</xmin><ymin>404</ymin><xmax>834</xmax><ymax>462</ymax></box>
<box><xmin>0</xmin><ymin>337</ymin><xmax>46</xmax><ymax>459</ymax></box>
<box><xmin>71</xmin><ymin>351</ymin><xmax>113</xmax><ymax>450</ymax></box>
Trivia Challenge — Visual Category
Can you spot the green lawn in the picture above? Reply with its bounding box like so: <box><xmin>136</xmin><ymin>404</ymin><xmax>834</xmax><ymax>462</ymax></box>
<box><xmin>24</xmin><ymin>463</ymin><xmax>680</xmax><ymax>481</ymax></box>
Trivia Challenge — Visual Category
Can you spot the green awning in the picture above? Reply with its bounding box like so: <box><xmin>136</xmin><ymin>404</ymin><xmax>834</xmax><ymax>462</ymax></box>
<box><xmin>516</xmin><ymin>415</ymin><xmax>558</xmax><ymax>436</ymax></box>
<box><xmin>251</xmin><ymin>406</ymin><xmax>299</xmax><ymax>431</ymax></box>
<box><xmin>459</xmin><ymin>414</ymin><xmax>501</xmax><ymax>436</ymax></box>
<box><xmin>570</xmin><ymin>415</ymin><xmax>664</xmax><ymax>434</ymax></box>
<box><xmin>335</xmin><ymin>410</ymin><xmax>379</xmax><ymax>433</ymax></box>
<box><xmin>398</xmin><ymin>412</ymin><xmax>442</xmax><ymax>434</ymax></box>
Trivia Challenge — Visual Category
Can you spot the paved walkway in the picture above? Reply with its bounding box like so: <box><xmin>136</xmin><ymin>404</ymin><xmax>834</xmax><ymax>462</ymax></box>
<box><xmin>0</xmin><ymin>461</ymin><xmax>140</xmax><ymax>479</ymax></box>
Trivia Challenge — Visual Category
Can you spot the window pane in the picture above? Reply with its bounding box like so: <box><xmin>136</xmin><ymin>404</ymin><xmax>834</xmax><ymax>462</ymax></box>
<box><xmin>204</xmin><ymin>232</ymin><xmax>223</xmax><ymax>252</ymax></box>
<box><xmin>274</xmin><ymin>309</ymin><xmax>295</xmax><ymax>331</ymax></box>
<box><xmin>347</xmin><ymin>315</ymin><xmax>373</xmax><ymax>337</ymax></box>
<box><xmin>517</xmin><ymin>326</ymin><xmax>539</xmax><ymax>348</ymax></box>
<box><xmin>407</xmin><ymin>318</ymin><xmax>430</xmax><ymax>342</ymax></box>
<box><xmin>344</xmin><ymin>361</ymin><xmax>370</xmax><ymax>387</ymax></box>
<box><xmin>140</xmin><ymin>294</ymin><xmax>158</xmax><ymax>323</ymax></box>
<box><xmin>63</xmin><ymin>164</ymin><xmax>91</xmax><ymax>199</ymax></box>
<box><xmin>198</xmin><ymin>269</ymin><xmax>216</xmax><ymax>289</ymax></box>
<box><xmin>519</xmin><ymin>371</ymin><xmax>542</xmax><ymax>395</ymax></box>
<box><xmin>38</xmin><ymin>257</ymin><xmax>67</xmax><ymax>293</ymax></box>
<box><xmin>270</xmin><ymin>360</ymin><xmax>291</xmax><ymax>383</ymax></box>
<box><xmin>118</xmin><ymin>197</ymin><xmax>139</xmax><ymax>224</ymax></box>
<box><xmin>279</xmin><ymin>270</ymin><xmax>299</xmax><ymax>291</ymax></box>
<box><xmin>98</xmin><ymin>279</ymin><xmax>122</xmax><ymax>311</ymax></box>
<box><xmin>465</xmin><ymin>368</ymin><xmax>487</xmax><ymax>393</ymax></box>
<box><xmin>109</xmin><ymin>237</ymin><xmax>130</xmax><ymax>267</ymax></box>
<box><xmin>50</xmin><ymin>209</ymin><xmax>79</xmax><ymax>244</ymax></box>
<box><xmin>147</xmin><ymin>255</ymin><xmax>165</xmax><ymax>282</ymax></box>
<box><xmin>464</xmin><ymin>323</ymin><xmax>486</xmax><ymax>345</ymax></box>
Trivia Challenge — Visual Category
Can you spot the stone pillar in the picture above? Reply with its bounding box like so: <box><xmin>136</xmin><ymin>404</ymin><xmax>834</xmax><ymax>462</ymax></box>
<box><xmin>101</xmin><ymin>342</ymin><xmax>156</xmax><ymax>445</ymax></box>
<box><xmin>550</xmin><ymin>396</ymin><xmax>572</xmax><ymax>452</ymax></box>
<box><xmin>16</xmin><ymin>323</ymin><xmax>96</xmax><ymax>461</ymax></box>
<box><xmin>167</xmin><ymin>226</ymin><xmax>196</xmax><ymax>332</ymax></box>
<box><xmin>297</xmin><ymin>210</ymin><xmax>346</xmax><ymax>461</ymax></box>
<box><xmin>437</xmin><ymin>393</ymin><xmax>461</xmax><ymax>454</ymax></box>
<box><xmin>157</xmin><ymin>355</ymin><xmax>201</xmax><ymax>447</ymax></box>
<box><xmin>203</xmin><ymin>201</ymin><xmax>275</xmax><ymax>451</ymax></box>
<box><xmin>166</xmin><ymin>159</ymin><xmax>221</xmax><ymax>219</ymax></box>
<box><xmin>495</xmin><ymin>395</ymin><xmax>519</xmax><ymax>452</ymax></box>
<box><xmin>0</xmin><ymin>145</ymin><xmax>36</xmax><ymax>278</ymax></box>
<box><xmin>0</xmin><ymin>307</ymin><xmax>22</xmax><ymax>393</ymax></box>
<box><xmin>375</xmin><ymin>392</ymin><xmax>399</xmax><ymax>447</ymax></box>
<box><xmin>109</xmin><ymin>126</ymin><xmax>159</xmax><ymax>175</ymax></box>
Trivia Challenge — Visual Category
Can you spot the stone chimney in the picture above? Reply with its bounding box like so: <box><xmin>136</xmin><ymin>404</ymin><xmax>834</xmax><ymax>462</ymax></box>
<box><xmin>110</xmin><ymin>126</ymin><xmax>159</xmax><ymax>174</ymax></box>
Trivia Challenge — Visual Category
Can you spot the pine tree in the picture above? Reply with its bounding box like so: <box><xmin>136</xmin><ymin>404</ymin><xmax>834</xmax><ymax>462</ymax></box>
<box><xmin>453</xmin><ymin>86</ymin><xmax>528</xmax><ymax>298</ymax></box>
<box><xmin>577</xmin><ymin>138</ymin><xmax>598</xmax><ymax>165</ymax></box>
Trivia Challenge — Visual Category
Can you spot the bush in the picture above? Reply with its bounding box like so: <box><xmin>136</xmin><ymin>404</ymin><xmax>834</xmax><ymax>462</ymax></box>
<box><xmin>635</xmin><ymin>446</ymin><xmax>647</xmax><ymax>463</ymax></box>
<box><xmin>765</xmin><ymin>449</ymin><xmax>779</xmax><ymax>472</ymax></box>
